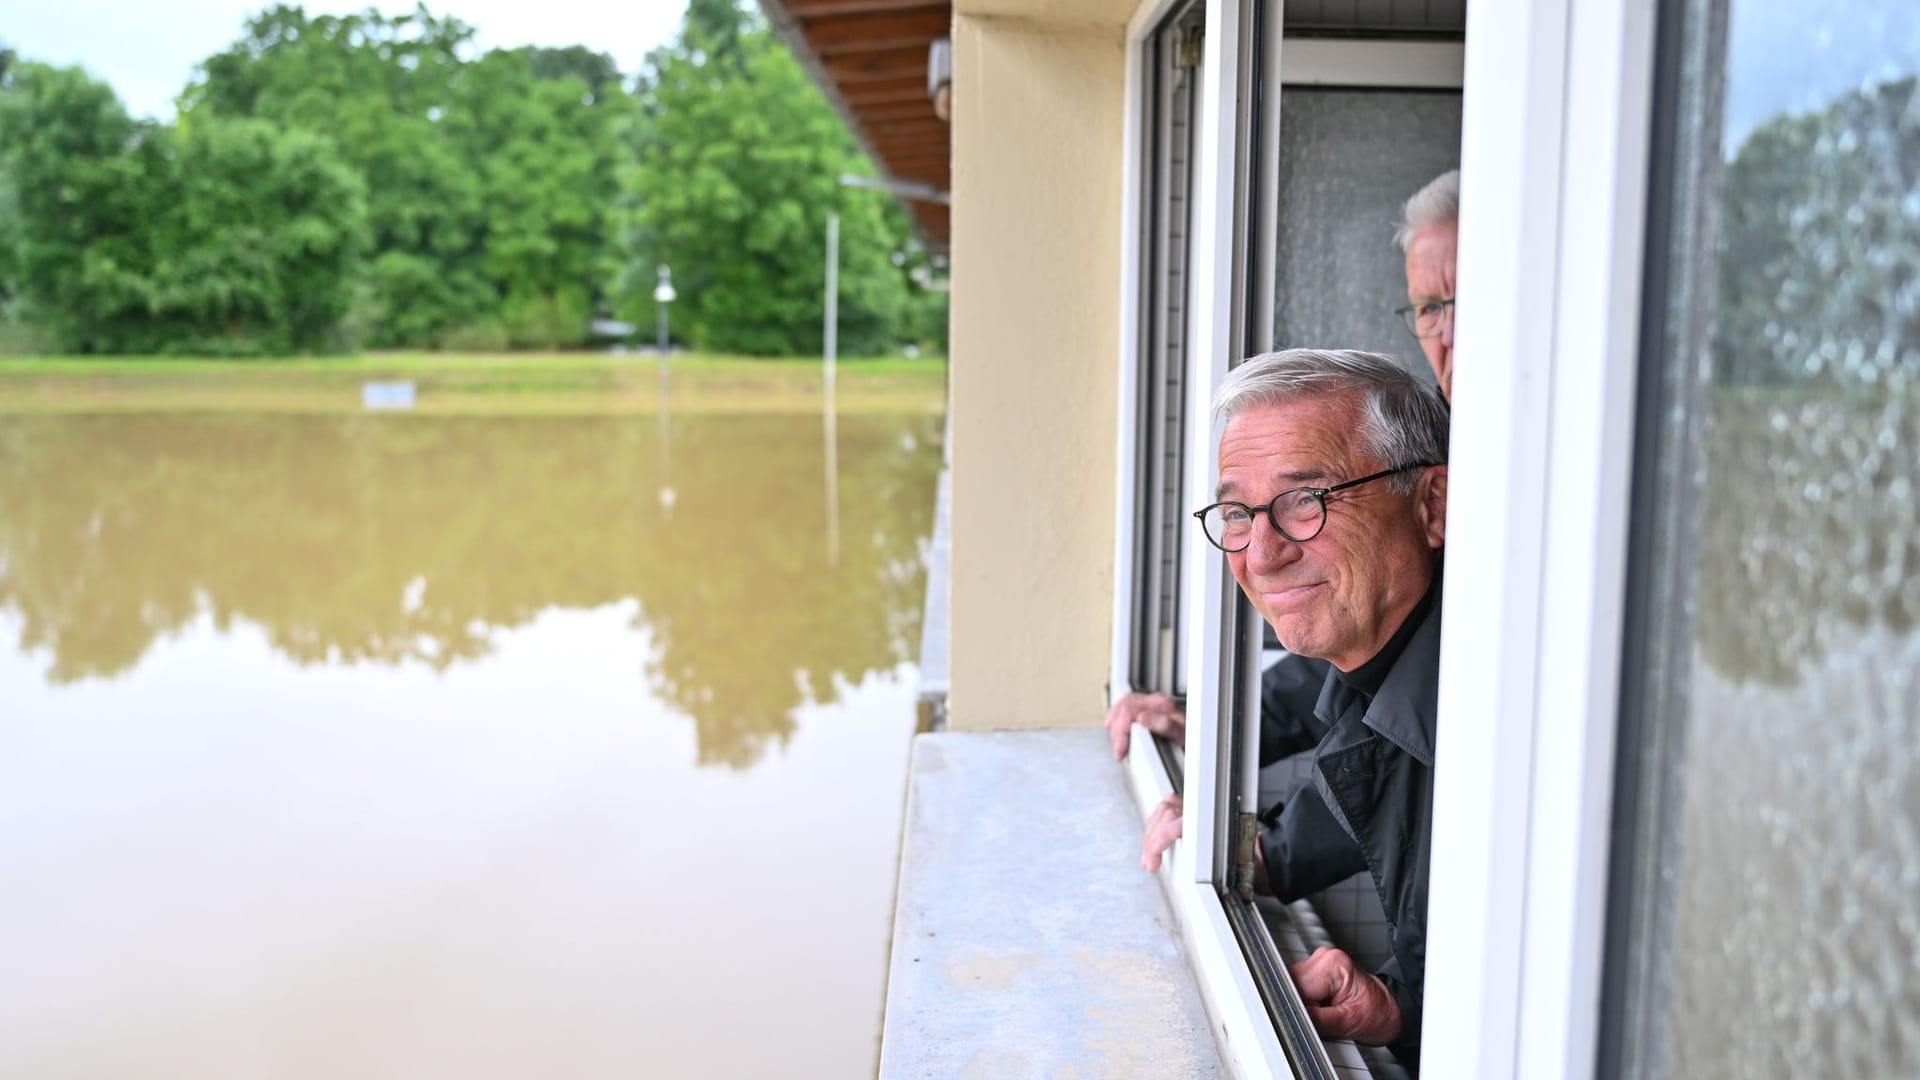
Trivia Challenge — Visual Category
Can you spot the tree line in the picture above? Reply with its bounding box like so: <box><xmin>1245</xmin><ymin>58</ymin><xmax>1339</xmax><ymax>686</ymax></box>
<box><xmin>0</xmin><ymin>0</ymin><xmax>945</xmax><ymax>357</ymax></box>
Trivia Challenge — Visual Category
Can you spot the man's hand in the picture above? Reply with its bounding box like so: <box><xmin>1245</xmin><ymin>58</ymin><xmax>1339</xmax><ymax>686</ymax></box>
<box><xmin>1288</xmin><ymin>947</ymin><xmax>1403</xmax><ymax>1045</ymax></box>
<box><xmin>1140</xmin><ymin>793</ymin><xmax>1184</xmax><ymax>872</ymax></box>
<box><xmin>1104</xmin><ymin>691</ymin><xmax>1187</xmax><ymax>759</ymax></box>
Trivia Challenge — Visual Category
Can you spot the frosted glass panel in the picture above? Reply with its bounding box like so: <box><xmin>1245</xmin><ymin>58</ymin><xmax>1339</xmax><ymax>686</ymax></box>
<box><xmin>1280</xmin><ymin>0</ymin><xmax>1465</xmax><ymax>34</ymax></box>
<box><xmin>1270</xmin><ymin>88</ymin><xmax>1460</xmax><ymax>379</ymax></box>
<box><xmin>1616</xmin><ymin>0</ymin><xmax>1920</xmax><ymax>1075</ymax></box>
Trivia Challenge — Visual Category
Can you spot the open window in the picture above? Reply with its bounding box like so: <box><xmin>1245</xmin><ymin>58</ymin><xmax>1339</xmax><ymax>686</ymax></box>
<box><xmin>1120</xmin><ymin>0</ymin><xmax>1913</xmax><ymax>1076</ymax></box>
<box><xmin>1117</xmin><ymin>2</ymin><xmax>1463</xmax><ymax>1077</ymax></box>
<box><xmin>1118</xmin><ymin>0</ymin><xmax>1208</xmax><ymax>789</ymax></box>
<box><xmin>1242</xmin><ymin>31</ymin><xmax>1462</xmax><ymax>1078</ymax></box>
<box><xmin>1214</xmin><ymin>10</ymin><xmax>1464</xmax><ymax>1078</ymax></box>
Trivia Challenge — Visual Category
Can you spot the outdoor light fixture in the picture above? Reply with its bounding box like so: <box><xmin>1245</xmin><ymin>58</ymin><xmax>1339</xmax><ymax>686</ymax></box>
<box><xmin>653</xmin><ymin>265</ymin><xmax>676</xmax><ymax>352</ymax></box>
<box><xmin>928</xmin><ymin>37</ymin><xmax>951</xmax><ymax>122</ymax></box>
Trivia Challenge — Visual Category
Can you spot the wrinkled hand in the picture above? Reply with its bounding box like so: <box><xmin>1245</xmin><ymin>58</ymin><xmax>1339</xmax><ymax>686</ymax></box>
<box><xmin>1288</xmin><ymin>947</ymin><xmax>1403</xmax><ymax>1045</ymax></box>
<box><xmin>1140</xmin><ymin>793</ymin><xmax>1184</xmax><ymax>873</ymax></box>
<box><xmin>1104</xmin><ymin>691</ymin><xmax>1187</xmax><ymax>759</ymax></box>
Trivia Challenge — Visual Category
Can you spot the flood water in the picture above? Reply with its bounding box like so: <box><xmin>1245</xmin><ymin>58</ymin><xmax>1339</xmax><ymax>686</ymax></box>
<box><xmin>0</xmin><ymin>407</ymin><xmax>944</xmax><ymax>1078</ymax></box>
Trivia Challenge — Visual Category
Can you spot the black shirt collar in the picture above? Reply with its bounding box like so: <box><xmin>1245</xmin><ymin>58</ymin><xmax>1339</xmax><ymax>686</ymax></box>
<box><xmin>1334</xmin><ymin>569</ymin><xmax>1442</xmax><ymax>702</ymax></box>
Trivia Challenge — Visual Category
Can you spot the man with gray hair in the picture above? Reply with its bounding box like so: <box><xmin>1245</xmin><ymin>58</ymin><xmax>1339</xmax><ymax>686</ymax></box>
<box><xmin>1180</xmin><ymin>348</ymin><xmax>1448</xmax><ymax>1064</ymax></box>
<box><xmin>1107</xmin><ymin>167</ymin><xmax>1462</xmax><ymax>772</ymax></box>
<box><xmin>1395</xmin><ymin>169</ymin><xmax>1459</xmax><ymax>400</ymax></box>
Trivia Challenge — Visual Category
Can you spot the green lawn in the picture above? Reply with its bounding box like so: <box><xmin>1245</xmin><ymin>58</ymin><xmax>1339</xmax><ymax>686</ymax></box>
<box><xmin>0</xmin><ymin>351</ymin><xmax>947</xmax><ymax>415</ymax></box>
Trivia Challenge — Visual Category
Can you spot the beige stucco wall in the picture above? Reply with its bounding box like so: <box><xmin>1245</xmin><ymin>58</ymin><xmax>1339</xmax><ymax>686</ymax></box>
<box><xmin>945</xmin><ymin>5</ymin><xmax>1135</xmax><ymax>730</ymax></box>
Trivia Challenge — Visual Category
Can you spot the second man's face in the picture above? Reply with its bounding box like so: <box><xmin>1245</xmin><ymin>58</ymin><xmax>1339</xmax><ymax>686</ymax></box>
<box><xmin>1404</xmin><ymin>220</ymin><xmax>1457</xmax><ymax>402</ymax></box>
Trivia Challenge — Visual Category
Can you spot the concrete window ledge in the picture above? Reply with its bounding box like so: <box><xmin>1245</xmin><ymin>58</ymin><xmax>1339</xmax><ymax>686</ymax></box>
<box><xmin>879</xmin><ymin>729</ymin><xmax>1224</xmax><ymax>1078</ymax></box>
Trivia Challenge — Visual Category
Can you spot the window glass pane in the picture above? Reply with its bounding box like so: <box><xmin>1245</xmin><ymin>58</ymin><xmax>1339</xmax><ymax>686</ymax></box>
<box><xmin>1242</xmin><ymin>72</ymin><xmax>1461</xmax><ymax>1077</ymax></box>
<box><xmin>1616</xmin><ymin>0</ymin><xmax>1920</xmax><ymax>1074</ymax></box>
<box><xmin>1134</xmin><ymin>1</ymin><xmax>1205</xmax><ymax>700</ymax></box>
<box><xmin>1270</xmin><ymin>88</ymin><xmax>1461</xmax><ymax>379</ymax></box>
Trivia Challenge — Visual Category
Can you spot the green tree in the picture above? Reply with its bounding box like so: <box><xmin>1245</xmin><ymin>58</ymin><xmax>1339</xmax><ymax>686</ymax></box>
<box><xmin>0</xmin><ymin>61</ymin><xmax>366</xmax><ymax>355</ymax></box>
<box><xmin>0</xmin><ymin>47</ymin><xmax>15</xmax><ymax>322</ymax></box>
<box><xmin>184</xmin><ymin>6</ymin><xmax>630</xmax><ymax>349</ymax></box>
<box><xmin>147</xmin><ymin>117</ymin><xmax>369</xmax><ymax>354</ymax></box>
<box><xmin>613</xmin><ymin>0</ymin><xmax>922</xmax><ymax>355</ymax></box>
<box><xmin>522</xmin><ymin>45</ymin><xmax>623</xmax><ymax>105</ymax></box>
<box><xmin>185</xmin><ymin>5</ymin><xmax>490</xmax><ymax>347</ymax></box>
<box><xmin>0</xmin><ymin>62</ymin><xmax>162</xmax><ymax>352</ymax></box>
<box><xmin>445</xmin><ymin>46</ymin><xmax>632</xmax><ymax>347</ymax></box>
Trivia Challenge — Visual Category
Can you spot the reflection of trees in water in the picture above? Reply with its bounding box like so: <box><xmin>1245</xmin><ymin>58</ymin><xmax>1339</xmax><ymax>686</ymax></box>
<box><xmin>1697</xmin><ymin>396</ymin><xmax>1918</xmax><ymax>685</ymax></box>
<box><xmin>635</xmin><ymin>413</ymin><xmax>942</xmax><ymax>767</ymax></box>
<box><xmin>1668</xmin><ymin>626</ymin><xmax>1920</xmax><ymax>1080</ymax></box>
<box><xmin>1630</xmin><ymin>58</ymin><xmax>1920</xmax><ymax>1077</ymax></box>
<box><xmin>1715</xmin><ymin>77</ymin><xmax>1918</xmax><ymax>390</ymax></box>
<box><xmin>0</xmin><ymin>412</ymin><xmax>942</xmax><ymax>768</ymax></box>
<box><xmin>1696</xmin><ymin>73</ymin><xmax>1920</xmax><ymax>684</ymax></box>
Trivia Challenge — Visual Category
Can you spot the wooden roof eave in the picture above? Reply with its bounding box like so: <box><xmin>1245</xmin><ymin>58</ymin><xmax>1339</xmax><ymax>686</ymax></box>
<box><xmin>757</xmin><ymin>0</ymin><xmax>952</xmax><ymax>251</ymax></box>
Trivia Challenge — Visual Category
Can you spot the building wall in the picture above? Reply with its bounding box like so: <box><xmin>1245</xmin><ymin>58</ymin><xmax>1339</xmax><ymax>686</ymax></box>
<box><xmin>946</xmin><ymin>3</ymin><xmax>1134</xmax><ymax>730</ymax></box>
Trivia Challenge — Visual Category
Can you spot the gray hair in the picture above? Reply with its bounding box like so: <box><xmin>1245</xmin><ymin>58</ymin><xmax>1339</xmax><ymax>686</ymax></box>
<box><xmin>1211</xmin><ymin>349</ymin><xmax>1449</xmax><ymax>493</ymax></box>
<box><xmin>1393</xmin><ymin>168</ymin><xmax>1460</xmax><ymax>252</ymax></box>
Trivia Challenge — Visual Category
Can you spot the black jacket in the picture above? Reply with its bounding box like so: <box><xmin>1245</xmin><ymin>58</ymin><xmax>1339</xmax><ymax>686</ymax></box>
<box><xmin>1255</xmin><ymin>655</ymin><xmax>1370</xmax><ymax>902</ymax></box>
<box><xmin>1306</xmin><ymin>586</ymin><xmax>1441</xmax><ymax>1067</ymax></box>
<box><xmin>1258</xmin><ymin>652</ymin><xmax>1333</xmax><ymax>766</ymax></box>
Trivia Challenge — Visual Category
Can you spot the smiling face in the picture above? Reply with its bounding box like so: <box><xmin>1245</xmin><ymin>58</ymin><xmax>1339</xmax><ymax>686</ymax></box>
<box><xmin>1217</xmin><ymin>395</ymin><xmax>1447</xmax><ymax>671</ymax></box>
<box><xmin>1403</xmin><ymin>220</ymin><xmax>1458</xmax><ymax>401</ymax></box>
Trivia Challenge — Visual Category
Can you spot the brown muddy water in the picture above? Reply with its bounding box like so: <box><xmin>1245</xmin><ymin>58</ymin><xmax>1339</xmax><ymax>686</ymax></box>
<box><xmin>0</xmin><ymin>407</ymin><xmax>943</xmax><ymax>1079</ymax></box>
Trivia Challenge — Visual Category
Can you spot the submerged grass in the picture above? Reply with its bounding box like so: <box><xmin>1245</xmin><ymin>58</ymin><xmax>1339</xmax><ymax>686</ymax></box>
<box><xmin>0</xmin><ymin>351</ymin><xmax>947</xmax><ymax>415</ymax></box>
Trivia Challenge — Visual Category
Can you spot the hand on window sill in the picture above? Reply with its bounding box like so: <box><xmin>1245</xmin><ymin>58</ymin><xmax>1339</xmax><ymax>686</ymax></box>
<box><xmin>1105</xmin><ymin>691</ymin><xmax>1187</xmax><ymax>759</ymax></box>
<box><xmin>1139</xmin><ymin>792</ymin><xmax>1183</xmax><ymax>872</ymax></box>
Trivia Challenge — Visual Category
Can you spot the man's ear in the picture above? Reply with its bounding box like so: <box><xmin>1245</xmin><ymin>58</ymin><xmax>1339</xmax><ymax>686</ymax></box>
<box><xmin>1420</xmin><ymin>465</ymin><xmax>1447</xmax><ymax>549</ymax></box>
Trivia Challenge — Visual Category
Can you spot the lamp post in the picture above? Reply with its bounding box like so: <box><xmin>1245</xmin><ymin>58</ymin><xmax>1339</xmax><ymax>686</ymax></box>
<box><xmin>653</xmin><ymin>265</ymin><xmax>676</xmax><ymax>353</ymax></box>
<box><xmin>823</xmin><ymin>215</ymin><xmax>838</xmax><ymax>400</ymax></box>
<box><xmin>818</xmin><ymin>174</ymin><xmax>947</xmax><ymax>563</ymax></box>
<box><xmin>653</xmin><ymin>264</ymin><xmax>677</xmax><ymax>518</ymax></box>
<box><xmin>823</xmin><ymin>214</ymin><xmax>840</xmax><ymax>566</ymax></box>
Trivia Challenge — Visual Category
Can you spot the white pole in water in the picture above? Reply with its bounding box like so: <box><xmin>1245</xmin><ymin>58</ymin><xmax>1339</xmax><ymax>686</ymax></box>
<box><xmin>823</xmin><ymin>213</ymin><xmax>840</xmax><ymax>566</ymax></box>
<box><xmin>658</xmin><ymin>355</ymin><xmax>674</xmax><ymax>519</ymax></box>
<box><xmin>653</xmin><ymin>264</ymin><xmax>678</xmax><ymax>518</ymax></box>
<box><xmin>824</xmin><ymin>214</ymin><xmax>839</xmax><ymax>398</ymax></box>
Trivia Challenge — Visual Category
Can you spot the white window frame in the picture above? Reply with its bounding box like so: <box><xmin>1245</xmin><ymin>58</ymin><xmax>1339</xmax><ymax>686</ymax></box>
<box><xmin>1114</xmin><ymin>1</ymin><xmax>1298</xmax><ymax>1074</ymax></box>
<box><xmin>1114</xmin><ymin>1</ymin><xmax>1471</xmax><ymax>1075</ymax></box>
<box><xmin>1111</xmin><ymin>0</ymin><xmax>1207</xmax><ymax>708</ymax></box>
<box><xmin>1241</xmin><ymin>37</ymin><xmax>1466</xmax><ymax>843</ymax></box>
<box><xmin>1115</xmin><ymin>0</ymin><xmax>1661</xmax><ymax>1077</ymax></box>
<box><xmin>1422</xmin><ymin>0</ymin><xmax>1658</xmax><ymax>1076</ymax></box>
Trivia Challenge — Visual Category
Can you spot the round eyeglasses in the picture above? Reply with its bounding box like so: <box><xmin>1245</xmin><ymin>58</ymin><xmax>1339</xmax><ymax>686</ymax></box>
<box><xmin>1192</xmin><ymin>463</ymin><xmax>1440</xmax><ymax>552</ymax></box>
<box><xmin>1394</xmin><ymin>298</ymin><xmax>1455</xmax><ymax>340</ymax></box>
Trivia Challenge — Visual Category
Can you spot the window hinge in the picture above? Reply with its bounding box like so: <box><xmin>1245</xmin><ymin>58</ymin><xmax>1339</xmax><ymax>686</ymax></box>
<box><xmin>1233</xmin><ymin>810</ymin><xmax>1258</xmax><ymax>900</ymax></box>
<box><xmin>1177</xmin><ymin>28</ymin><xmax>1204</xmax><ymax>69</ymax></box>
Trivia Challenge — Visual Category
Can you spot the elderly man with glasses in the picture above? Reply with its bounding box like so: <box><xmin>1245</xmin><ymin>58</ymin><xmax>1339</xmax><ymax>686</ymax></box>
<box><xmin>1108</xmin><ymin>168</ymin><xmax>1461</xmax><ymax>763</ymax></box>
<box><xmin>1395</xmin><ymin>169</ymin><xmax>1459</xmax><ymax>400</ymax></box>
<box><xmin>1125</xmin><ymin>348</ymin><xmax>1449</xmax><ymax>1067</ymax></box>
